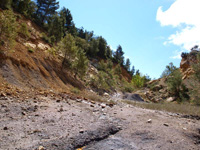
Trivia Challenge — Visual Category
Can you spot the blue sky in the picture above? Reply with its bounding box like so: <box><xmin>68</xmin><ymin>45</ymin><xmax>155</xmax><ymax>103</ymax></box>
<box><xmin>59</xmin><ymin>0</ymin><xmax>200</xmax><ymax>79</ymax></box>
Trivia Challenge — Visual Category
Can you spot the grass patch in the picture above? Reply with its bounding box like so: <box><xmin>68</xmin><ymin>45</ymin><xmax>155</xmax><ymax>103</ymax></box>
<box><xmin>122</xmin><ymin>100</ymin><xmax>200</xmax><ymax>116</ymax></box>
<box><xmin>81</xmin><ymin>91</ymin><xmax>104</xmax><ymax>102</ymax></box>
<box><xmin>70</xmin><ymin>87</ymin><xmax>80</xmax><ymax>94</ymax></box>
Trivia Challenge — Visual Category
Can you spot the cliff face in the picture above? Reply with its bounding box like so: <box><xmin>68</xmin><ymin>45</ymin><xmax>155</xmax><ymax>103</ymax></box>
<box><xmin>180</xmin><ymin>50</ymin><xmax>199</xmax><ymax>80</ymax></box>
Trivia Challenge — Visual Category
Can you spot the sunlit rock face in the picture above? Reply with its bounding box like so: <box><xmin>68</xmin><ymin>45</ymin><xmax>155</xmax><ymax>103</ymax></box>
<box><xmin>180</xmin><ymin>50</ymin><xmax>199</xmax><ymax>79</ymax></box>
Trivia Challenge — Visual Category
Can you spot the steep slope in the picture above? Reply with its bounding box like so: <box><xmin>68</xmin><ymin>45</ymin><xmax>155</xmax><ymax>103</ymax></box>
<box><xmin>0</xmin><ymin>14</ymin><xmax>85</xmax><ymax>93</ymax></box>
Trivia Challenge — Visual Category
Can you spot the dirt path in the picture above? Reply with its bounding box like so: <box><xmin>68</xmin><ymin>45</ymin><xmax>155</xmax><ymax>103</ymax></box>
<box><xmin>0</xmin><ymin>93</ymin><xmax>199</xmax><ymax>150</ymax></box>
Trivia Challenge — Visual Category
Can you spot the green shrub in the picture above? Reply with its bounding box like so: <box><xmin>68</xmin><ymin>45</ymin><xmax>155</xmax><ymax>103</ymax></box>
<box><xmin>28</xmin><ymin>48</ymin><xmax>34</xmax><ymax>53</ymax></box>
<box><xmin>70</xmin><ymin>87</ymin><xmax>80</xmax><ymax>94</ymax></box>
<box><xmin>132</xmin><ymin>74</ymin><xmax>145</xmax><ymax>88</ymax></box>
<box><xmin>0</xmin><ymin>10</ymin><xmax>18</xmax><ymax>48</ymax></box>
<box><xmin>90</xmin><ymin>70</ymin><xmax>116</xmax><ymax>91</ymax></box>
<box><xmin>123</xmin><ymin>85</ymin><xmax>134</xmax><ymax>93</ymax></box>
<box><xmin>190</xmin><ymin>53</ymin><xmax>200</xmax><ymax>105</ymax></box>
<box><xmin>50</xmin><ymin>36</ymin><xmax>56</xmax><ymax>45</ymax></box>
<box><xmin>167</xmin><ymin>70</ymin><xmax>189</xmax><ymax>103</ymax></box>
<box><xmin>41</xmin><ymin>32</ymin><xmax>51</xmax><ymax>44</ymax></box>
<box><xmin>74</xmin><ymin>49</ymin><xmax>89</xmax><ymax>79</ymax></box>
<box><xmin>19</xmin><ymin>23</ymin><xmax>30</xmax><ymax>40</ymax></box>
<box><xmin>161</xmin><ymin>62</ymin><xmax>177</xmax><ymax>78</ymax></box>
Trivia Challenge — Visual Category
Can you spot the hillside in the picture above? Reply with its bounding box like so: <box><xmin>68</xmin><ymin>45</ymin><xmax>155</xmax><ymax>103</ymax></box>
<box><xmin>0</xmin><ymin>1</ymin><xmax>200</xmax><ymax>150</ymax></box>
<box><xmin>0</xmin><ymin>13</ymin><xmax>84</xmax><ymax>92</ymax></box>
<box><xmin>0</xmin><ymin>8</ymin><xmax>137</xmax><ymax>96</ymax></box>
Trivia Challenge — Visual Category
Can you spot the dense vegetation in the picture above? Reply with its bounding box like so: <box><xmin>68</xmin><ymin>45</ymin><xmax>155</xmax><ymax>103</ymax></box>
<box><xmin>161</xmin><ymin>51</ymin><xmax>200</xmax><ymax>105</ymax></box>
<box><xmin>0</xmin><ymin>0</ymin><xmax>151</xmax><ymax>92</ymax></box>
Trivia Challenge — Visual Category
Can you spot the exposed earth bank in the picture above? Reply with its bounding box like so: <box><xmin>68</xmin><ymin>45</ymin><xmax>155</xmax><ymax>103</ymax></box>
<box><xmin>0</xmin><ymin>92</ymin><xmax>200</xmax><ymax>150</ymax></box>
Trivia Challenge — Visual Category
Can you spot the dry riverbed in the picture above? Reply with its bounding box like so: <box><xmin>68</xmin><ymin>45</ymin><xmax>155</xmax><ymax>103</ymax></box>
<box><xmin>0</xmin><ymin>93</ymin><xmax>200</xmax><ymax>150</ymax></box>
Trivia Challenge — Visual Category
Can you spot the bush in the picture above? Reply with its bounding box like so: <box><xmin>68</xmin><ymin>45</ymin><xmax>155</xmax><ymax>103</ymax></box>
<box><xmin>28</xmin><ymin>48</ymin><xmax>34</xmax><ymax>53</ymax></box>
<box><xmin>41</xmin><ymin>32</ymin><xmax>51</xmax><ymax>44</ymax></box>
<box><xmin>161</xmin><ymin>62</ymin><xmax>177</xmax><ymax>78</ymax></box>
<box><xmin>70</xmin><ymin>87</ymin><xmax>80</xmax><ymax>94</ymax></box>
<box><xmin>19</xmin><ymin>23</ymin><xmax>30</xmax><ymax>40</ymax></box>
<box><xmin>132</xmin><ymin>74</ymin><xmax>147</xmax><ymax>88</ymax></box>
<box><xmin>58</xmin><ymin>34</ymin><xmax>78</xmax><ymax>69</ymax></box>
<box><xmin>90</xmin><ymin>70</ymin><xmax>116</xmax><ymax>92</ymax></box>
<box><xmin>190</xmin><ymin>53</ymin><xmax>200</xmax><ymax>105</ymax></box>
<box><xmin>0</xmin><ymin>10</ymin><xmax>18</xmax><ymax>48</ymax></box>
<box><xmin>74</xmin><ymin>49</ymin><xmax>89</xmax><ymax>79</ymax></box>
<box><xmin>181</xmin><ymin>52</ymin><xmax>189</xmax><ymax>59</ymax></box>
<box><xmin>123</xmin><ymin>84</ymin><xmax>134</xmax><ymax>93</ymax></box>
<box><xmin>167</xmin><ymin>70</ymin><xmax>189</xmax><ymax>103</ymax></box>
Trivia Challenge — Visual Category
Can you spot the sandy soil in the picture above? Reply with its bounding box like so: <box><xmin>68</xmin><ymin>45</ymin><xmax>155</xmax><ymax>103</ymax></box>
<box><xmin>0</xmin><ymin>93</ymin><xmax>200</xmax><ymax>150</ymax></box>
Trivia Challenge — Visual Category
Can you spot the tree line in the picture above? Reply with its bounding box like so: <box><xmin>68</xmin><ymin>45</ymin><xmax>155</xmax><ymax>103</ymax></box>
<box><xmin>0</xmin><ymin>0</ymin><xmax>144</xmax><ymax>79</ymax></box>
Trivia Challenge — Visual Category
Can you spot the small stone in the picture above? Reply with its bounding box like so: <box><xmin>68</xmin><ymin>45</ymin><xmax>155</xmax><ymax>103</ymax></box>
<box><xmin>107</xmin><ymin>103</ymin><xmax>114</xmax><ymax>107</ymax></box>
<box><xmin>166</xmin><ymin>97</ymin><xmax>176</xmax><ymax>102</ymax></box>
<box><xmin>3</xmin><ymin>127</ymin><xmax>8</xmax><ymax>130</ymax></box>
<box><xmin>0</xmin><ymin>93</ymin><xmax>6</xmax><ymax>97</ymax></box>
<box><xmin>163</xmin><ymin>123</ymin><xmax>169</xmax><ymax>127</ymax></box>
<box><xmin>90</xmin><ymin>104</ymin><xmax>94</xmax><ymax>107</ymax></box>
<box><xmin>103</xmin><ymin>113</ymin><xmax>106</xmax><ymax>115</ymax></box>
<box><xmin>72</xmin><ymin>113</ymin><xmax>76</xmax><ymax>116</ymax></box>
<box><xmin>56</xmin><ymin>100</ymin><xmax>61</xmax><ymax>103</ymax></box>
<box><xmin>22</xmin><ymin>112</ymin><xmax>26</xmax><ymax>115</ymax></box>
<box><xmin>6</xmin><ymin>92</ymin><xmax>11</xmax><ymax>96</ymax></box>
<box><xmin>117</xmin><ymin>126</ymin><xmax>122</xmax><ymax>130</ymax></box>
<box><xmin>91</xmin><ymin>101</ymin><xmax>95</xmax><ymax>104</ymax></box>
<box><xmin>103</xmin><ymin>92</ymin><xmax>109</xmax><ymax>97</ymax></box>
<box><xmin>167</xmin><ymin>140</ymin><xmax>173</xmax><ymax>143</ymax></box>
<box><xmin>100</xmin><ymin>103</ymin><xmax>106</xmax><ymax>108</ymax></box>
<box><xmin>38</xmin><ymin>146</ymin><xmax>45</xmax><ymax>150</ymax></box>
<box><xmin>59</xmin><ymin>107</ymin><xmax>64</xmax><ymax>112</ymax></box>
<box><xmin>79</xmin><ymin>129</ymin><xmax>84</xmax><ymax>133</ymax></box>
<box><xmin>147</xmin><ymin>119</ymin><xmax>152</xmax><ymax>123</ymax></box>
<box><xmin>183</xmin><ymin>127</ymin><xmax>187</xmax><ymax>130</ymax></box>
<box><xmin>76</xmin><ymin>99</ymin><xmax>82</xmax><ymax>102</ymax></box>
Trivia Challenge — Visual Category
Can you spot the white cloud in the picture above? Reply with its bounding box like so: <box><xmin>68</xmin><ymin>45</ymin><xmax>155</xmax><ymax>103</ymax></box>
<box><xmin>156</xmin><ymin>0</ymin><xmax>200</xmax><ymax>59</ymax></box>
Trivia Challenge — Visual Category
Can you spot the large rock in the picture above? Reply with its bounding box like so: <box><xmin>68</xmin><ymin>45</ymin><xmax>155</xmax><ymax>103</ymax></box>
<box><xmin>180</xmin><ymin>50</ymin><xmax>199</xmax><ymax>79</ymax></box>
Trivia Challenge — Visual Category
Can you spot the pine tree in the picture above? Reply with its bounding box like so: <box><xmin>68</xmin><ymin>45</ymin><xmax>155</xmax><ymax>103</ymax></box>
<box><xmin>106</xmin><ymin>46</ymin><xmax>112</xmax><ymax>59</ymax></box>
<box><xmin>36</xmin><ymin>0</ymin><xmax>59</xmax><ymax>25</ymax></box>
<box><xmin>0</xmin><ymin>0</ymin><xmax>12</xmax><ymax>9</ymax></box>
<box><xmin>88</xmin><ymin>39</ymin><xmax>99</xmax><ymax>57</ymax></box>
<box><xmin>48</xmin><ymin>13</ymin><xmax>63</xmax><ymax>42</ymax></box>
<box><xmin>125</xmin><ymin>58</ymin><xmax>131</xmax><ymax>72</ymax></box>
<box><xmin>130</xmin><ymin>66</ymin><xmax>135</xmax><ymax>76</ymax></box>
<box><xmin>57</xmin><ymin>34</ymin><xmax>78</xmax><ymax>68</ymax></box>
<box><xmin>60</xmin><ymin>7</ymin><xmax>74</xmax><ymax>35</ymax></box>
<box><xmin>114</xmin><ymin>45</ymin><xmax>124</xmax><ymax>65</ymax></box>
<box><xmin>75</xmin><ymin>49</ymin><xmax>89</xmax><ymax>78</ymax></box>
<box><xmin>97</xmin><ymin>36</ymin><xmax>107</xmax><ymax>59</ymax></box>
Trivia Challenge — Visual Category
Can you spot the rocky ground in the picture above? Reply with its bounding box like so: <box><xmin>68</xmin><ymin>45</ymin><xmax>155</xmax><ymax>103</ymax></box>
<box><xmin>0</xmin><ymin>92</ymin><xmax>200</xmax><ymax>150</ymax></box>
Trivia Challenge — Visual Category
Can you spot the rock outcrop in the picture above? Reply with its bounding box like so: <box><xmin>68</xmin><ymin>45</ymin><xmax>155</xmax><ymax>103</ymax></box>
<box><xmin>180</xmin><ymin>50</ymin><xmax>199</xmax><ymax>79</ymax></box>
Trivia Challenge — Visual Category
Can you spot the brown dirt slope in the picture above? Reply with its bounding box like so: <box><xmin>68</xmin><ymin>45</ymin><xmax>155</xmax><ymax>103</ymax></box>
<box><xmin>0</xmin><ymin>14</ymin><xmax>84</xmax><ymax>92</ymax></box>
